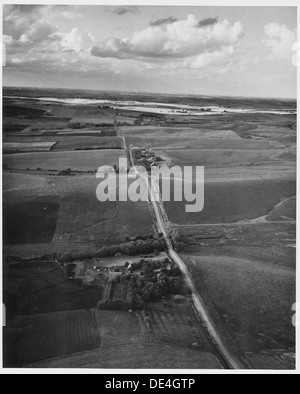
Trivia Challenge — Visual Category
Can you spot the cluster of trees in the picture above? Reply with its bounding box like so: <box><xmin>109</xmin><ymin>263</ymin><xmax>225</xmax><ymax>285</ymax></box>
<box><xmin>125</xmin><ymin>234</ymin><xmax>154</xmax><ymax>243</ymax></box>
<box><xmin>129</xmin><ymin>257</ymin><xmax>170</xmax><ymax>272</ymax></box>
<box><xmin>74</xmin><ymin>147</ymin><xmax>122</xmax><ymax>151</ymax></box>
<box><xmin>120</xmin><ymin>260</ymin><xmax>184</xmax><ymax>303</ymax></box>
<box><xmin>57</xmin><ymin>168</ymin><xmax>97</xmax><ymax>176</ymax></box>
<box><xmin>58</xmin><ymin>237</ymin><xmax>168</xmax><ymax>263</ymax></box>
<box><xmin>58</xmin><ymin>169</ymin><xmax>72</xmax><ymax>176</ymax></box>
<box><xmin>169</xmin><ymin>228</ymin><xmax>185</xmax><ymax>252</ymax></box>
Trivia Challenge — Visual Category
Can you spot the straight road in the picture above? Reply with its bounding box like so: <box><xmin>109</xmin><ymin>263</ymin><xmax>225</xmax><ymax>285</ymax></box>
<box><xmin>115</xmin><ymin>110</ymin><xmax>245</xmax><ymax>369</ymax></box>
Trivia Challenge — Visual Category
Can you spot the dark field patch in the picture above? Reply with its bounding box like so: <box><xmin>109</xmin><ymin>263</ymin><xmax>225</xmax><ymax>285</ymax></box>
<box><xmin>2</xmin><ymin>124</ymin><xmax>28</xmax><ymax>134</ymax></box>
<box><xmin>4</xmin><ymin>310</ymin><xmax>100</xmax><ymax>367</ymax></box>
<box><xmin>3</xmin><ymin>202</ymin><xmax>59</xmax><ymax>244</ymax></box>
<box><xmin>3</xmin><ymin>105</ymin><xmax>46</xmax><ymax>118</ymax></box>
<box><xmin>3</xmin><ymin>262</ymin><xmax>103</xmax><ymax>316</ymax></box>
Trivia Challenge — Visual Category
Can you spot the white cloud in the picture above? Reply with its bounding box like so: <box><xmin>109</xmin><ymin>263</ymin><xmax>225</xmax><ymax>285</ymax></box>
<box><xmin>92</xmin><ymin>14</ymin><xmax>244</xmax><ymax>62</ymax></box>
<box><xmin>61</xmin><ymin>28</ymin><xmax>95</xmax><ymax>53</ymax></box>
<box><xmin>263</xmin><ymin>23</ymin><xmax>296</xmax><ymax>60</ymax></box>
<box><xmin>189</xmin><ymin>46</ymin><xmax>235</xmax><ymax>69</ymax></box>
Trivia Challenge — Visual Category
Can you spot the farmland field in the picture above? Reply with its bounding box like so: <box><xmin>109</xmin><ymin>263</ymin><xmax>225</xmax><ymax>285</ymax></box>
<box><xmin>164</xmin><ymin>179</ymin><xmax>296</xmax><ymax>225</ymax></box>
<box><xmin>3</xmin><ymin>174</ymin><xmax>154</xmax><ymax>256</ymax></box>
<box><xmin>3</xmin><ymin>136</ymin><xmax>123</xmax><ymax>151</ymax></box>
<box><xmin>23</xmin><ymin>304</ymin><xmax>223</xmax><ymax>369</ymax></box>
<box><xmin>3</xmin><ymin>149</ymin><xmax>126</xmax><ymax>171</ymax></box>
<box><xmin>4</xmin><ymin>310</ymin><xmax>100</xmax><ymax>367</ymax></box>
<box><xmin>2</xmin><ymin>88</ymin><xmax>296</xmax><ymax>370</ymax></box>
<box><xmin>182</xmin><ymin>253</ymin><xmax>295</xmax><ymax>368</ymax></box>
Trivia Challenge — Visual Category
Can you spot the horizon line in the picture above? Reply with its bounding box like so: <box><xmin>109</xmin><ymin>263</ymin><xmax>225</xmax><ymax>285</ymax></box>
<box><xmin>3</xmin><ymin>85</ymin><xmax>297</xmax><ymax>101</ymax></box>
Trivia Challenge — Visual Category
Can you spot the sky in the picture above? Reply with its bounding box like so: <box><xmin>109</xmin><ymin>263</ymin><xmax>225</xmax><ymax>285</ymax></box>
<box><xmin>2</xmin><ymin>5</ymin><xmax>298</xmax><ymax>98</ymax></box>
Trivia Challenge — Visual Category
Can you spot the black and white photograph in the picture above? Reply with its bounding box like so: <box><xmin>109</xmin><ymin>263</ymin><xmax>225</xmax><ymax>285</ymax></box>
<box><xmin>1</xmin><ymin>1</ymin><xmax>298</xmax><ymax>374</ymax></box>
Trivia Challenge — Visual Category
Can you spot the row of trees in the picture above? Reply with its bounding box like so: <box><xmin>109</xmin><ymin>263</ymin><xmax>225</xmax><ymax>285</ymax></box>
<box><xmin>58</xmin><ymin>237</ymin><xmax>168</xmax><ymax>263</ymax></box>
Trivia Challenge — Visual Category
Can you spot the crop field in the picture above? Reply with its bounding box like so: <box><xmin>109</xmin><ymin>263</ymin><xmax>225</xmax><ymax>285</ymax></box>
<box><xmin>2</xmin><ymin>90</ymin><xmax>296</xmax><ymax>370</ymax></box>
<box><xmin>125</xmin><ymin>135</ymin><xmax>285</xmax><ymax>150</ymax></box>
<box><xmin>122</xmin><ymin>126</ymin><xmax>243</xmax><ymax>140</ymax></box>
<box><xmin>3</xmin><ymin>261</ymin><xmax>103</xmax><ymax>316</ymax></box>
<box><xmin>158</xmin><ymin>149</ymin><xmax>291</xmax><ymax>168</ymax></box>
<box><xmin>70</xmin><ymin>115</ymin><xmax>113</xmax><ymax>125</ymax></box>
<box><xmin>266</xmin><ymin>197</ymin><xmax>296</xmax><ymax>221</ymax></box>
<box><xmin>3</xmin><ymin>149</ymin><xmax>127</xmax><ymax>171</ymax></box>
<box><xmin>4</xmin><ymin>310</ymin><xmax>100</xmax><ymax>367</ymax></box>
<box><xmin>4</xmin><ymin>201</ymin><xmax>59</xmax><ymax>244</ymax></box>
<box><xmin>3</xmin><ymin>175</ymin><xmax>154</xmax><ymax>256</ymax></box>
<box><xmin>26</xmin><ymin>306</ymin><xmax>223</xmax><ymax>369</ymax></box>
<box><xmin>3</xmin><ymin>136</ymin><xmax>123</xmax><ymax>150</ymax></box>
<box><xmin>55</xmin><ymin>128</ymin><xmax>117</xmax><ymax>137</ymax></box>
<box><xmin>3</xmin><ymin>124</ymin><xmax>28</xmax><ymax>134</ymax></box>
<box><xmin>179</xmin><ymin>222</ymin><xmax>296</xmax><ymax>268</ymax></box>
<box><xmin>164</xmin><ymin>179</ymin><xmax>296</xmax><ymax>225</ymax></box>
<box><xmin>3</xmin><ymin>142</ymin><xmax>58</xmax><ymax>153</ymax></box>
<box><xmin>147</xmin><ymin>303</ymin><xmax>212</xmax><ymax>349</ymax></box>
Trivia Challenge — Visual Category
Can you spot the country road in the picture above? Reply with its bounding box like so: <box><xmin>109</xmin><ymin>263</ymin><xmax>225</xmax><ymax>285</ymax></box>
<box><xmin>115</xmin><ymin>111</ymin><xmax>245</xmax><ymax>370</ymax></box>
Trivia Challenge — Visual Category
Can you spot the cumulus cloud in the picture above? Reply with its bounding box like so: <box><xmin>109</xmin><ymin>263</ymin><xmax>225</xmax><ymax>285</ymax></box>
<box><xmin>189</xmin><ymin>46</ymin><xmax>235</xmax><ymax>69</ymax></box>
<box><xmin>112</xmin><ymin>6</ymin><xmax>139</xmax><ymax>16</ymax></box>
<box><xmin>263</xmin><ymin>23</ymin><xmax>296</xmax><ymax>60</ymax></box>
<box><xmin>92</xmin><ymin>14</ymin><xmax>244</xmax><ymax>63</ymax></box>
<box><xmin>61</xmin><ymin>28</ymin><xmax>95</xmax><ymax>53</ymax></box>
<box><xmin>196</xmin><ymin>17</ymin><xmax>218</xmax><ymax>28</ymax></box>
<box><xmin>150</xmin><ymin>17</ymin><xmax>178</xmax><ymax>27</ymax></box>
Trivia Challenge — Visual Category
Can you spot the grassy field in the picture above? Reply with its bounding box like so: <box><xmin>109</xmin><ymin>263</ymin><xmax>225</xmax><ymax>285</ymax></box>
<box><xmin>183</xmin><ymin>254</ymin><xmax>295</xmax><ymax>358</ymax></box>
